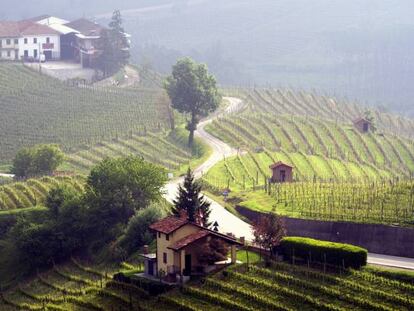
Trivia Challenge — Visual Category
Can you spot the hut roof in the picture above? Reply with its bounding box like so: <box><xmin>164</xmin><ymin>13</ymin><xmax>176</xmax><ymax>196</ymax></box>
<box><xmin>269</xmin><ymin>161</ymin><xmax>294</xmax><ymax>169</ymax></box>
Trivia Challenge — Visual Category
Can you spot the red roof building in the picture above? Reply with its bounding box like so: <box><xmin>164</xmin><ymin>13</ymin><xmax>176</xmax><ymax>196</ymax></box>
<box><xmin>143</xmin><ymin>215</ymin><xmax>243</xmax><ymax>282</ymax></box>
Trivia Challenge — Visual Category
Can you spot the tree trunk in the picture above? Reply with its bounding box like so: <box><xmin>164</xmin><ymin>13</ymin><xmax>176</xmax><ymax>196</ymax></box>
<box><xmin>188</xmin><ymin>128</ymin><xmax>194</xmax><ymax>149</ymax></box>
<box><xmin>188</xmin><ymin>111</ymin><xmax>197</xmax><ymax>150</ymax></box>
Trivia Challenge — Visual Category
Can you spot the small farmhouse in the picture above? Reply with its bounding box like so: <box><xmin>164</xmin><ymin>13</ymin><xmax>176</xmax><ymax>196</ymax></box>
<box><xmin>353</xmin><ymin>118</ymin><xmax>372</xmax><ymax>133</ymax></box>
<box><xmin>269</xmin><ymin>161</ymin><xmax>294</xmax><ymax>183</ymax></box>
<box><xmin>0</xmin><ymin>20</ymin><xmax>60</xmax><ymax>60</ymax></box>
<box><xmin>142</xmin><ymin>215</ymin><xmax>243</xmax><ymax>283</ymax></box>
<box><xmin>0</xmin><ymin>15</ymin><xmax>130</xmax><ymax>67</ymax></box>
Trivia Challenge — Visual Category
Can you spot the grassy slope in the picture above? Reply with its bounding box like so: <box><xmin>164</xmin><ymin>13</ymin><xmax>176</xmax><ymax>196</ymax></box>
<box><xmin>0</xmin><ymin>63</ymin><xmax>173</xmax><ymax>162</ymax></box>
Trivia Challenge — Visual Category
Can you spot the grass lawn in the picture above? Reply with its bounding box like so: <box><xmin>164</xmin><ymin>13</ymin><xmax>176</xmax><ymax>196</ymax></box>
<box><xmin>237</xmin><ymin>250</ymin><xmax>262</xmax><ymax>264</ymax></box>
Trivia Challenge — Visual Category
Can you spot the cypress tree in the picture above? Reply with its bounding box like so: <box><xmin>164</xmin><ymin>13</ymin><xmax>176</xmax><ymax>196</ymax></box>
<box><xmin>173</xmin><ymin>169</ymin><xmax>211</xmax><ymax>227</ymax></box>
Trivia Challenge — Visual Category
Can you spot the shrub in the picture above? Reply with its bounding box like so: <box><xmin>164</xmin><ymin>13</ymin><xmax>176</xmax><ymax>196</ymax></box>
<box><xmin>280</xmin><ymin>237</ymin><xmax>367</xmax><ymax>269</ymax></box>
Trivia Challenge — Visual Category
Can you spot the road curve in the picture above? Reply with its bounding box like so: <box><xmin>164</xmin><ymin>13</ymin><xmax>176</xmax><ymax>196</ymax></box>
<box><xmin>163</xmin><ymin>97</ymin><xmax>254</xmax><ymax>240</ymax></box>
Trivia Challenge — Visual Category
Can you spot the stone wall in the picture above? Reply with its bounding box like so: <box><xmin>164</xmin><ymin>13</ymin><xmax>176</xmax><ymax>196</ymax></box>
<box><xmin>237</xmin><ymin>206</ymin><xmax>414</xmax><ymax>258</ymax></box>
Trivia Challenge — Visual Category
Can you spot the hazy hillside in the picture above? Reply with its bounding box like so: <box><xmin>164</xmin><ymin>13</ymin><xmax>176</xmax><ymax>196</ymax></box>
<box><xmin>2</xmin><ymin>0</ymin><xmax>414</xmax><ymax>115</ymax></box>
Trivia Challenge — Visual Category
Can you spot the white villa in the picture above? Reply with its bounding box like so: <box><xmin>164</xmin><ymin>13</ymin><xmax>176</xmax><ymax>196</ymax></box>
<box><xmin>0</xmin><ymin>15</ymin><xmax>130</xmax><ymax>67</ymax></box>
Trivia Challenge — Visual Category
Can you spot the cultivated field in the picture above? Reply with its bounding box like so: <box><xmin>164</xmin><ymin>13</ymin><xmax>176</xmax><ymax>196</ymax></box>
<box><xmin>165</xmin><ymin>261</ymin><xmax>414</xmax><ymax>311</ymax></box>
<box><xmin>0</xmin><ymin>176</ymin><xmax>84</xmax><ymax>211</ymax></box>
<box><xmin>2</xmin><ymin>255</ymin><xmax>412</xmax><ymax>311</ymax></box>
<box><xmin>0</xmin><ymin>63</ymin><xmax>173</xmax><ymax>162</ymax></box>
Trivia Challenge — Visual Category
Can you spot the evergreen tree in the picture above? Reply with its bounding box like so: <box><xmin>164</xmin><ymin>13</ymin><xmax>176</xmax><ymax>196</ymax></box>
<box><xmin>97</xmin><ymin>10</ymin><xmax>130</xmax><ymax>77</ymax></box>
<box><xmin>173</xmin><ymin>169</ymin><xmax>211</xmax><ymax>227</ymax></box>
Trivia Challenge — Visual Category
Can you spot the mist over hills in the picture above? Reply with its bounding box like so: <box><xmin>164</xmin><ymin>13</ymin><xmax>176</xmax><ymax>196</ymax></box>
<box><xmin>2</xmin><ymin>0</ymin><xmax>414</xmax><ymax>116</ymax></box>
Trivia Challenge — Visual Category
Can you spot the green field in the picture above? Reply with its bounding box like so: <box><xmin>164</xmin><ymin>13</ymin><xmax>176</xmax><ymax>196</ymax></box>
<box><xmin>0</xmin><ymin>63</ymin><xmax>174</xmax><ymax>162</ymax></box>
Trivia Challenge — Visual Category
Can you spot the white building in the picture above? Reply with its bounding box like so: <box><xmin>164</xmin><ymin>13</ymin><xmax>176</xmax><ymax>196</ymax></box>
<box><xmin>0</xmin><ymin>20</ymin><xmax>60</xmax><ymax>61</ymax></box>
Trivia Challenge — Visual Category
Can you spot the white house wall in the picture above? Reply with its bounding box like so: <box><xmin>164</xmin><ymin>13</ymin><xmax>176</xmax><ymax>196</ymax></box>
<box><xmin>18</xmin><ymin>35</ymin><xmax>60</xmax><ymax>59</ymax></box>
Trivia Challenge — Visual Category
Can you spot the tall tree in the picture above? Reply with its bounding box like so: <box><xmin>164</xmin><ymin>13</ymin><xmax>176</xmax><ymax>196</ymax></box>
<box><xmin>253</xmin><ymin>212</ymin><xmax>286</xmax><ymax>260</ymax></box>
<box><xmin>173</xmin><ymin>168</ymin><xmax>211</xmax><ymax>227</ymax></box>
<box><xmin>97</xmin><ymin>10</ymin><xmax>130</xmax><ymax>77</ymax></box>
<box><xmin>165</xmin><ymin>58</ymin><xmax>221</xmax><ymax>148</ymax></box>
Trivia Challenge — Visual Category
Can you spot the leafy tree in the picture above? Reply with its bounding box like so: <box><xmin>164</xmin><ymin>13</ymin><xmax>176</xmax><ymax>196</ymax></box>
<box><xmin>85</xmin><ymin>156</ymin><xmax>167</xmax><ymax>238</ymax></box>
<box><xmin>97</xmin><ymin>10</ymin><xmax>130</xmax><ymax>77</ymax></box>
<box><xmin>46</xmin><ymin>184</ymin><xmax>80</xmax><ymax>220</ymax></box>
<box><xmin>173</xmin><ymin>168</ymin><xmax>211</xmax><ymax>227</ymax></box>
<box><xmin>197</xmin><ymin>237</ymin><xmax>228</xmax><ymax>265</ymax></box>
<box><xmin>253</xmin><ymin>212</ymin><xmax>286</xmax><ymax>260</ymax></box>
<box><xmin>12</xmin><ymin>144</ymin><xmax>64</xmax><ymax>178</ymax></box>
<box><xmin>115</xmin><ymin>204</ymin><xmax>166</xmax><ymax>256</ymax></box>
<box><xmin>165</xmin><ymin>58</ymin><xmax>221</xmax><ymax>148</ymax></box>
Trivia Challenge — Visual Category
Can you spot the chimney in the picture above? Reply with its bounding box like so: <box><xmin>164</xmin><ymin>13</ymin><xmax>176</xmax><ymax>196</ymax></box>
<box><xmin>179</xmin><ymin>209</ymin><xmax>188</xmax><ymax>220</ymax></box>
<box><xmin>240</xmin><ymin>237</ymin><xmax>245</xmax><ymax>245</ymax></box>
<box><xmin>143</xmin><ymin>245</ymin><xmax>149</xmax><ymax>255</ymax></box>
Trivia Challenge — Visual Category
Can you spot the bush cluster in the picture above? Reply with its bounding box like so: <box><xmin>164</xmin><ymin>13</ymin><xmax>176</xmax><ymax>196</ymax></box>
<box><xmin>280</xmin><ymin>236</ymin><xmax>367</xmax><ymax>269</ymax></box>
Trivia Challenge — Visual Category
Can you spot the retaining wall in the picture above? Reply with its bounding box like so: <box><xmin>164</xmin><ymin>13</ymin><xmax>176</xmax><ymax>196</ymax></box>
<box><xmin>237</xmin><ymin>206</ymin><xmax>414</xmax><ymax>258</ymax></box>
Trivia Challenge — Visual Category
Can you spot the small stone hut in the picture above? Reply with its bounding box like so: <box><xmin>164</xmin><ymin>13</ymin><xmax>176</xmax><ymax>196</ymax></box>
<box><xmin>353</xmin><ymin>118</ymin><xmax>372</xmax><ymax>133</ymax></box>
<box><xmin>269</xmin><ymin>161</ymin><xmax>294</xmax><ymax>183</ymax></box>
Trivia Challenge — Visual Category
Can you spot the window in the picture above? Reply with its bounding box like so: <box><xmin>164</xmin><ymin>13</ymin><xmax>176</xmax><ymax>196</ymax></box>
<box><xmin>33</xmin><ymin>38</ymin><xmax>37</xmax><ymax>44</ymax></box>
<box><xmin>166</xmin><ymin>234</ymin><xmax>169</xmax><ymax>241</ymax></box>
<box><xmin>163</xmin><ymin>252</ymin><xmax>167</xmax><ymax>264</ymax></box>
<box><xmin>24</xmin><ymin>50</ymin><xmax>28</xmax><ymax>58</ymax></box>
<box><xmin>46</xmin><ymin>37</ymin><xmax>50</xmax><ymax>43</ymax></box>
<box><xmin>6</xmin><ymin>39</ymin><xmax>11</xmax><ymax>45</ymax></box>
<box><xmin>14</xmin><ymin>39</ymin><xmax>18</xmax><ymax>44</ymax></box>
<box><xmin>24</xmin><ymin>38</ymin><xmax>28</xmax><ymax>44</ymax></box>
<box><xmin>158</xmin><ymin>232</ymin><xmax>161</xmax><ymax>238</ymax></box>
<box><xmin>34</xmin><ymin>49</ymin><xmax>38</xmax><ymax>59</ymax></box>
<box><xmin>7</xmin><ymin>51</ymin><xmax>11</xmax><ymax>57</ymax></box>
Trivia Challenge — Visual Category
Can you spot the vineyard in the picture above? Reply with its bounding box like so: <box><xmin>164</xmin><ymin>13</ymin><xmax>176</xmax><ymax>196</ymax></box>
<box><xmin>63</xmin><ymin>130</ymin><xmax>195</xmax><ymax>174</ymax></box>
<box><xmin>228</xmin><ymin>88</ymin><xmax>414</xmax><ymax>139</ymax></box>
<box><xmin>0</xmin><ymin>176</ymin><xmax>84</xmax><ymax>211</ymax></box>
<box><xmin>161</xmin><ymin>260</ymin><xmax>414</xmax><ymax>311</ymax></box>
<box><xmin>2</xmin><ymin>254</ymin><xmax>413</xmax><ymax>310</ymax></box>
<box><xmin>200</xmin><ymin>88</ymin><xmax>414</xmax><ymax>224</ymax></box>
<box><xmin>0</xmin><ymin>63</ymin><xmax>173</xmax><ymax>162</ymax></box>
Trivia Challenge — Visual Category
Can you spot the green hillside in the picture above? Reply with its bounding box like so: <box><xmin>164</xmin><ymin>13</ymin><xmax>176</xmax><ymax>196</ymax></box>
<box><xmin>1</xmin><ymin>255</ymin><xmax>413</xmax><ymax>311</ymax></box>
<box><xmin>0</xmin><ymin>176</ymin><xmax>84</xmax><ymax>211</ymax></box>
<box><xmin>0</xmin><ymin>63</ymin><xmax>174</xmax><ymax>162</ymax></box>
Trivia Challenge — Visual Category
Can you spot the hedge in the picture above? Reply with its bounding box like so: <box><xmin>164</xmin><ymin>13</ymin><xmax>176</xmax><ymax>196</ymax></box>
<box><xmin>279</xmin><ymin>237</ymin><xmax>367</xmax><ymax>269</ymax></box>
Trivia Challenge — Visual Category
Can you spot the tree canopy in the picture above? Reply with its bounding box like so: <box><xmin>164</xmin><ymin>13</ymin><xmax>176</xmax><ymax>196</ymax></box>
<box><xmin>165</xmin><ymin>57</ymin><xmax>221</xmax><ymax>148</ymax></box>
<box><xmin>12</xmin><ymin>144</ymin><xmax>64</xmax><ymax>178</ymax></box>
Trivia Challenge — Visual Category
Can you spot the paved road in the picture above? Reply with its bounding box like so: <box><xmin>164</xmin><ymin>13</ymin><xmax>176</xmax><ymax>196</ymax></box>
<box><xmin>163</xmin><ymin>97</ymin><xmax>254</xmax><ymax>240</ymax></box>
<box><xmin>163</xmin><ymin>97</ymin><xmax>414</xmax><ymax>269</ymax></box>
<box><xmin>368</xmin><ymin>253</ymin><xmax>414</xmax><ymax>270</ymax></box>
<box><xmin>0</xmin><ymin>173</ymin><xmax>14</xmax><ymax>178</ymax></box>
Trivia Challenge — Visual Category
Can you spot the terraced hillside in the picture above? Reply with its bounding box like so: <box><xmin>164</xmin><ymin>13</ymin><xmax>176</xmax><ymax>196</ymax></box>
<box><xmin>0</xmin><ymin>63</ymin><xmax>173</xmax><ymax>162</ymax></box>
<box><xmin>163</xmin><ymin>261</ymin><xmax>414</xmax><ymax>311</ymax></box>
<box><xmin>2</xmin><ymin>255</ymin><xmax>413</xmax><ymax>311</ymax></box>
<box><xmin>229</xmin><ymin>88</ymin><xmax>414</xmax><ymax>139</ymax></box>
<box><xmin>0</xmin><ymin>176</ymin><xmax>84</xmax><ymax>211</ymax></box>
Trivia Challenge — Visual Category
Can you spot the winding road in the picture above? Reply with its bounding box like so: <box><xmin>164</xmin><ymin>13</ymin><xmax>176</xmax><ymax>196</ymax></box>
<box><xmin>163</xmin><ymin>97</ymin><xmax>414</xmax><ymax>270</ymax></box>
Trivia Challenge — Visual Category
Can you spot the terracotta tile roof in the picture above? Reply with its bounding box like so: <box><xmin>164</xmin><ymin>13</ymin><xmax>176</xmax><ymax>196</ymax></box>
<box><xmin>66</xmin><ymin>18</ymin><xmax>105</xmax><ymax>37</ymax></box>
<box><xmin>19</xmin><ymin>22</ymin><xmax>59</xmax><ymax>36</ymax></box>
<box><xmin>149</xmin><ymin>216</ymin><xmax>189</xmax><ymax>234</ymax></box>
<box><xmin>168</xmin><ymin>230</ymin><xmax>210</xmax><ymax>251</ymax></box>
<box><xmin>0</xmin><ymin>21</ymin><xmax>58</xmax><ymax>37</ymax></box>
<box><xmin>0</xmin><ymin>21</ymin><xmax>20</xmax><ymax>37</ymax></box>
<box><xmin>269</xmin><ymin>161</ymin><xmax>294</xmax><ymax>169</ymax></box>
<box><xmin>168</xmin><ymin>227</ymin><xmax>243</xmax><ymax>251</ymax></box>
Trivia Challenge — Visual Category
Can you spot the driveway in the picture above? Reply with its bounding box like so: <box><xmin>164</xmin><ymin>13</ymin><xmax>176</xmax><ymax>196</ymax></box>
<box><xmin>25</xmin><ymin>61</ymin><xmax>95</xmax><ymax>82</ymax></box>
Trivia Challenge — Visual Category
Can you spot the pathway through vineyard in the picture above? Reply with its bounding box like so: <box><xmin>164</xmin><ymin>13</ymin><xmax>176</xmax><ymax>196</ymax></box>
<box><xmin>163</xmin><ymin>97</ymin><xmax>414</xmax><ymax>270</ymax></box>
